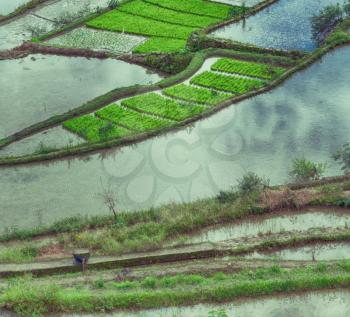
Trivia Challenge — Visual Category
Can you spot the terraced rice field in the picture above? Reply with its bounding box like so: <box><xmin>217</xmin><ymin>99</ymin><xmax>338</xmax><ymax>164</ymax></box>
<box><xmin>1</xmin><ymin>1</ymin><xmax>350</xmax><ymax>316</ymax></box>
<box><xmin>46</xmin><ymin>27</ymin><xmax>146</xmax><ymax>54</ymax></box>
<box><xmin>63</xmin><ymin>57</ymin><xmax>286</xmax><ymax>142</ymax></box>
<box><xmin>85</xmin><ymin>0</ymin><xmax>242</xmax><ymax>53</ymax></box>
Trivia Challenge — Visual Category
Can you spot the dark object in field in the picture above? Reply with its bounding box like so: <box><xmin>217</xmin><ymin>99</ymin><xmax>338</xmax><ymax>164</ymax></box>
<box><xmin>73</xmin><ymin>249</ymin><xmax>90</xmax><ymax>271</ymax></box>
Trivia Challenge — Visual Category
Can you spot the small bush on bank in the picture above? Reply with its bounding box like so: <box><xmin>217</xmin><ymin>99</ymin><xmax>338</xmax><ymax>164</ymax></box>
<box><xmin>289</xmin><ymin>158</ymin><xmax>327</xmax><ymax>183</ymax></box>
<box><xmin>237</xmin><ymin>172</ymin><xmax>270</xmax><ymax>195</ymax></box>
<box><xmin>333</xmin><ymin>142</ymin><xmax>350</xmax><ymax>174</ymax></box>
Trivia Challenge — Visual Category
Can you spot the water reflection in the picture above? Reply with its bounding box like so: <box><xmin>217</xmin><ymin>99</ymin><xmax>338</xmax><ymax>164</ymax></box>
<box><xmin>246</xmin><ymin>242</ymin><xmax>350</xmax><ymax>261</ymax></box>
<box><xmin>212</xmin><ymin>0</ymin><xmax>338</xmax><ymax>51</ymax></box>
<box><xmin>0</xmin><ymin>45</ymin><xmax>349</xmax><ymax>232</ymax></box>
<box><xmin>184</xmin><ymin>210</ymin><xmax>350</xmax><ymax>244</ymax></box>
<box><xmin>0</xmin><ymin>54</ymin><xmax>161</xmax><ymax>138</ymax></box>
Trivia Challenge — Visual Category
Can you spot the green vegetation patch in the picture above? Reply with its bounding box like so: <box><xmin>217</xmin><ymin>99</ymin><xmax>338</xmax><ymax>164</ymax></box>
<box><xmin>133</xmin><ymin>37</ymin><xmax>187</xmax><ymax>53</ymax></box>
<box><xmin>211</xmin><ymin>58</ymin><xmax>286</xmax><ymax>80</ymax></box>
<box><xmin>190</xmin><ymin>71</ymin><xmax>265</xmax><ymax>94</ymax></box>
<box><xmin>63</xmin><ymin>115</ymin><xmax>130</xmax><ymax>142</ymax></box>
<box><xmin>4</xmin><ymin>263</ymin><xmax>350</xmax><ymax>316</ymax></box>
<box><xmin>163</xmin><ymin>84</ymin><xmax>232</xmax><ymax>105</ymax></box>
<box><xmin>86</xmin><ymin>10</ymin><xmax>196</xmax><ymax>39</ymax></box>
<box><xmin>121</xmin><ymin>93</ymin><xmax>206</xmax><ymax>121</ymax></box>
<box><xmin>96</xmin><ymin>104</ymin><xmax>171</xmax><ymax>132</ymax></box>
<box><xmin>144</xmin><ymin>0</ymin><xmax>240</xmax><ymax>19</ymax></box>
<box><xmin>119</xmin><ymin>0</ymin><xmax>220</xmax><ymax>28</ymax></box>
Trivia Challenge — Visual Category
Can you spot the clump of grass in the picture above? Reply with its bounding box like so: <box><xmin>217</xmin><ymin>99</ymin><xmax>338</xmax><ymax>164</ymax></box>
<box><xmin>0</xmin><ymin>244</ymin><xmax>38</xmax><ymax>263</ymax></box>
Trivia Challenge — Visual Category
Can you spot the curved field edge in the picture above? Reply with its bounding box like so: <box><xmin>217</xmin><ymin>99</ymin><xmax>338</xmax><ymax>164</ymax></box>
<box><xmin>2</xmin><ymin>263</ymin><xmax>350</xmax><ymax>316</ymax></box>
<box><xmin>0</xmin><ymin>38</ymin><xmax>347</xmax><ymax>166</ymax></box>
<box><xmin>0</xmin><ymin>49</ymin><xmax>294</xmax><ymax>159</ymax></box>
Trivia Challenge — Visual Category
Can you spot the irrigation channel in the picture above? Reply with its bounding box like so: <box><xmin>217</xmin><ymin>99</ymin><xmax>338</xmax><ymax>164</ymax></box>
<box><xmin>211</xmin><ymin>0</ymin><xmax>338</xmax><ymax>51</ymax></box>
<box><xmin>0</xmin><ymin>43</ymin><xmax>350</xmax><ymax>232</ymax></box>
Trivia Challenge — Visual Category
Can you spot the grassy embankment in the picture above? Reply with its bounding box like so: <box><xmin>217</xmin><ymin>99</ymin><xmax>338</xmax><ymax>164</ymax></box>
<box><xmin>2</xmin><ymin>263</ymin><xmax>350</xmax><ymax>316</ymax></box>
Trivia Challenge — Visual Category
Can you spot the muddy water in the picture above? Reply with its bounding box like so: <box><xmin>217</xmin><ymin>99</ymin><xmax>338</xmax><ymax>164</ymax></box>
<box><xmin>0</xmin><ymin>54</ymin><xmax>161</xmax><ymax>138</ymax></box>
<box><xmin>246</xmin><ymin>242</ymin><xmax>350</xmax><ymax>261</ymax></box>
<box><xmin>212</xmin><ymin>0</ymin><xmax>337</xmax><ymax>51</ymax></box>
<box><xmin>0</xmin><ymin>44</ymin><xmax>349</xmax><ymax>233</ymax></box>
<box><xmin>0</xmin><ymin>0</ymin><xmax>31</xmax><ymax>16</ymax></box>
<box><xmin>181</xmin><ymin>210</ymin><xmax>350</xmax><ymax>245</ymax></box>
<box><xmin>62</xmin><ymin>291</ymin><xmax>350</xmax><ymax>316</ymax></box>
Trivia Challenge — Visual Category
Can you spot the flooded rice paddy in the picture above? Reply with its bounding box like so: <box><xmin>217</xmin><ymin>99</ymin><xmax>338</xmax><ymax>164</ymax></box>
<box><xmin>246</xmin><ymin>242</ymin><xmax>350</xmax><ymax>261</ymax></box>
<box><xmin>0</xmin><ymin>45</ymin><xmax>349</xmax><ymax>232</ymax></box>
<box><xmin>61</xmin><ymin>291</ymin><xmax>350</xmax><ymax>317</ymax></box>
<box><xmin>46</xmin><ymin>27</ymin><xmax>146</xmax><ymax>54</ymax></box>
<box><xmin>0</xmin><ymin>0</ymin><xmax>31</xmax><ymax>16</ymax></box>
<box><xmin>0</xmin><ymin>127</ymin><xmax>84</xmax><ymax>157</ymax></box>
<box><xmin>0</xmin><ymin>0</ymin><xmax>110</xmax><ymax>50</ymax></box>
<box><xmin>0</xmin><ymin>54</ymin><xmax>161</xmax><ymax>138</ymax></box>
<box><xmin>179</xmin><ymin>210</ymin><xmax>350</xmax><ymax>245</ymax></box>
<box><xmin>212</xmin><ymin>0</ymin><xmax>337</xmax><ymax>51</ymax></box>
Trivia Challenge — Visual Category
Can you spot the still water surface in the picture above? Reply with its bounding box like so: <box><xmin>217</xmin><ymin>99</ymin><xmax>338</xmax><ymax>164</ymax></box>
<box><xmin>0</xmin><ymin>0</ymin><xmax>31</xmax><ymax>16</ymax></box>
<box><xmin>0</xmin><ymin>45</ymin><xmax>349</xmax><ymax>232</ymax></box>
<box><xmin>0</xmin><ymin>54</ymin><xmax>161</xmax><ymax>138</ymax></box>
<box><xmin>212</xmin><ymin>0</ymin><xmax>338</xmax><ymax>51</ymax></box>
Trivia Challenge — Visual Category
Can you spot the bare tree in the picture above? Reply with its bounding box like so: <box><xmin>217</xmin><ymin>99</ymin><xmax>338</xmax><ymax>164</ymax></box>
<box><xmin>98</xmin><ymin>181</ymin><xmax>118</xmax><ymax>222</ymax></box>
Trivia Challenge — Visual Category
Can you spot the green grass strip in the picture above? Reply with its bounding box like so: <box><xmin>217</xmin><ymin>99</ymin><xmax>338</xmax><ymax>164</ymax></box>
<box><xmin>211</xmin><ymin>58</ymin><xmax>286</xmax><ymax>80</ymax></box>
<box><xmin>96</xmin><ymin>104</ymin><xmax>170</xmax><ymax>132</ymax></box>
<box><xmin>4</xmin><ymin>264</ymin><xmax>350</xmax><ymax>316</ymax></box>
<box><xmin>144</xmin><ymin>0</ymin><xmax>240</xmax><ymax>19</ymax></box>
<box><xmin>133</xmin><ymin>37</ymin><xmax>188</xmax><ymax>53</ymax></box>
<box><xmin>190</xmin><ymin>71</ymin><xmax>265</xmax><ymax>94</ymax></box>
<box><xmin>119</xmin><ymin>0</ymin><xmax>220</xmax><ymax>28</ymax></box>
<box><xmin>163</xmin><ymin>84</ymin><xmax>232</xmax><ymax>105</ymax></box>
<box><xmin>121</xmin><ymin>93</ymin><xmax>206</xmax><ymax>121</ymax></box>
<box><xmin>63</xmin><ymin>115</ymin><xmax>130</xmax><ymax>142</ymax></box>
<box><xmin>86</xmin><ymin>10</ymin><xmax>196</xmax><ymax>39</ymax></box>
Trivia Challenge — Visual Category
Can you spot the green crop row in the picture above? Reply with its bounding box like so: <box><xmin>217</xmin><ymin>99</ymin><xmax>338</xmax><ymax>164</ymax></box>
<box><xmin>133</xmin><ymin>37</ymin><xmax>187</xmax><ymax>53</ymax></box>
<box><xmin>119</xmin><ymin>0</ymin><xmax>220</xmax><ymax>28</ymax></box>
<box><xmin>122</xmin><ymin>93</ymin><xmax>206</xmax><ymax>121</ymax></box>
<box><xmin>86</xmin><ymin>10</ymin><xmax>196</xmax><ymax>39</ymax></box>
<box><xmin>163</xmin><ymin>84</ymin><xmax>232</xmax><ymax>105</ymax></box>
<box><xmin>144</xmin><ymin>0</ymin><xmax>241</xmax><ymax>19</ymax></box>
<box><xmin>96</xmin><ymin>104</ymin><xmax>170</xmax><ymax>132</ymax></box>
<box><xmin>211</xmin><ymin>58</ymin><xmax>286</xmax><ymax>80</ymax></box>
<box><xmin>63</xmin><ymin>115</ymin><xmax>130</xmax><ymax>142</ymax></box>
<box><xmin>190</xmin><ymin>71</ymin><xmax>265</xmax><ymax>94</ymax></box>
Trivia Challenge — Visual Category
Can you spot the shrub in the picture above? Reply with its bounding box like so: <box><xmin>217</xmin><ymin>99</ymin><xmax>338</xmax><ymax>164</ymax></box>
<box><xmin>237</xmin><ymin>172</ymin><xmax>269</xmax><ymax>195</ymax></box>
<box><xmin>333</xmin><ymin>142</ymin><xmax>350</xmax><ymax>174</ymax></box>
<box><xmin>141</xmin><ymin>277</ymin><xmax>157</xmax><ymax>289</ymax></box>
<box><xmin>311</xmin><ymin>4</ymin><xmax>343</xmax><ymax>40</ymax></box>
<box><xmin>289</xmin><ymin>158</ymin><xmax>327</xmax><ymax>182</ymax></box>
